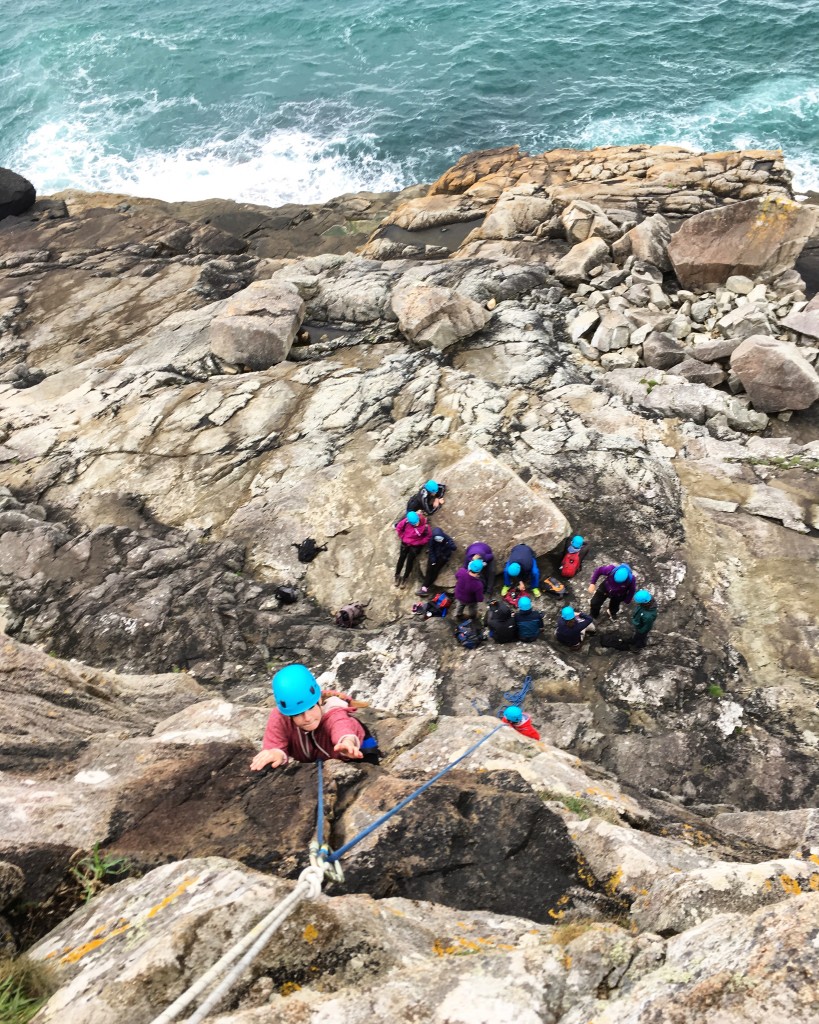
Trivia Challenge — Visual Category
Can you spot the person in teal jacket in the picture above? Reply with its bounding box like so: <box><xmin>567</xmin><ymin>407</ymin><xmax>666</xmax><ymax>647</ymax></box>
<box><xmin>630</xmin><ymin>590</ymin><xmax>658</xmax><ymax>649</ymax></box>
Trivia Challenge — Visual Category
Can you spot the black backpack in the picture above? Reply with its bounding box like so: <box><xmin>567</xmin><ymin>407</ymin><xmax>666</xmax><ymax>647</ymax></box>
<box><xmin>293</xmin><ymin>537</ymin><xmax>328</xmax><ymax>563</ymax></box>
<box><xmin>273</xmin><ymin>585</ymin><xmax>299</xmax><ymax>605</ymax></box>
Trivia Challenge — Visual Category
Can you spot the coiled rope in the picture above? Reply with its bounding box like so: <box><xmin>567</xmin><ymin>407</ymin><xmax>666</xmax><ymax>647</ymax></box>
<box><xmin>149</xmin><ymin>706</ymin><xmax>516</xmax><ymax>1023</ymax></box>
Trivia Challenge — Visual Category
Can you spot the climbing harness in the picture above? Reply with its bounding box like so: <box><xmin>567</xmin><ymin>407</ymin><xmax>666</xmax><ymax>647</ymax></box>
<box><xmin>150</xmin><ymin>683</ymin><xmax>525</xmax><ymax>1023</ymax></box>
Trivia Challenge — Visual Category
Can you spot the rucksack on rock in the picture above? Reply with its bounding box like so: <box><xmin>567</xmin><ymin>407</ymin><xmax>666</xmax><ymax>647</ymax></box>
<box><xmin>541</xmin><ymin>576</ymin><xmax>567</xmax><ymax>597</ymax></box>
<box><xmin>503</xmin><ymin>589</ymin><xmax>531</xmax><ymax>610</ymax></box>
<box><xmin>273</xmin><ymin>585</ymin><xmax>299</xmax><ymax>605</ymax></box>
<box><xmin>455</xmin><ymin>619</ymin><xmax>482</xmax><ymax>650</ymax></box>
<box><xmin>560</xmin><ymin>551</ymin><xmax>581</xmax><ymax>578</ymax></box>
<box><xmin>335</xmin><ymin>602</ymin><xmax>367</xmax><ymax>628</ymax></box>
<box><xmin>293</xmin><ymin>537</ymin><xmax>328</xmax><ymax>563</ymax></box>
<box><xmin>429</xmin><ymin>592</ymin><xmax>451</xmax><ymax>617</ymax></box>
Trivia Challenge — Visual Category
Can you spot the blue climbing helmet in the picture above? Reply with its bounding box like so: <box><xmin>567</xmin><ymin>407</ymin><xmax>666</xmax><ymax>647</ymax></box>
<box><xmin>518</xmin><ymin>596</ymin><xmax>532</xmax><ymax>611</ymax></box>
<box><xmin>406</xmin><ymin>510</ymin><xmax>420</xmax><ymax>526</ymax></box>
<box><xmin>468</xmin><ymin>559</ymin><xmax>484</xmax><ymax>573</ymax></box>
<box><xmin>503</xmin><ymin>706</ymin><xmax>523</xmax><ymax>724</ymax></box>
<box><xmin>634</xmin><ymin>589</ymin><xmax>652</xmax><ymax>604</ymax></box>
<box><xmin>561</xmin><ymin>606</ymin><xmax>576</xmax><ymax>621</ymax></box>
<box><xmin>424</xmin><ymin>479</ymin><xmax>439</xmax><ymax>494</ymax></box>
<box><xmin>272</xmin><ymin>664</ymin><xmax>320</xmax><ymax>716</ymax></box>
<box><xmin>507</xmin><ymin>561</ymin><xmax>521</xmax><ymax>577</ymax></box>
<box><xmin>570</xmin><ymin>535</ymin><xmax>584</xmax><ymax>550</ymax></box>
<box><xmin>613</xmin><ymin>564</ymin><xmax>632</xmax><ymax>584</ymax></box>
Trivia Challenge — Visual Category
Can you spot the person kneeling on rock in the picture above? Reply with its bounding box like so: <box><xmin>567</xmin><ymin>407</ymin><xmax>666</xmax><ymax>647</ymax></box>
<box><xmin>250</xmin><ymin>664</ymin><xmax>365</xmax><ymax>770</ymax></box>
<box><xmin>555</xmin><ymin>606</ymin><xmax>596</xmax><ymax>650</ymax></box>
<box><xmin>513</xmin><ymin>596</ymin><xmax>544</xmax><ymax>642</ymax></box>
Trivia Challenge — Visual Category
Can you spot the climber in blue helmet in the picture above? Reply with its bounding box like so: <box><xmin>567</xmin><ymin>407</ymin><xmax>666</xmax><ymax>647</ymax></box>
<box><xmin>454</xmin><ymin>556</ymin><xmax>486</xmax><ymax>621</ymax></box>
<box><xmin>588</xmin><ymin>561</ymin><xmax>637</xmax><ymax>620</ymax></box>
<box><xmin>501</xmin><ymin>705</ymin><xmax>540</xmax><ymax>740</ymax></box>
<box><xmin>554</xmin><ymin>605</ymin><xmax>596</xmax><ymax>650</ymax></box>
<box><xmin>501</xmin><ymin>543</ymin><xmax>542</xmax><ymax>598</ymax></box>
<box><xmin>558</xmin><ymin>533</ymin><xmax>590</xmax><ymax>580</ymax></box>
<box><xmin>406</xmin><ymin>476</ymin><xmax>447</xmax><ymax>518</ymax></box>
<box><xmin>513</xmin><ymin>594</ymin><xmax>544</xmax><ymax>643</ymax></box>
<box><xmin>630</xmin><ymin>590</ymin><xmax>658</xmax><ymax>650</ymax></box>
<box><xmin>250</xmin><ymin>664</ymin><xmax>366</xmax><ymax>771</ymax></box>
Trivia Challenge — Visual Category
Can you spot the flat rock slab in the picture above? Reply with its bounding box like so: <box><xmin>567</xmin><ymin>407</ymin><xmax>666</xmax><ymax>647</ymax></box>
<box><xmin>668</xmin><ymin>196</ymin><xmax>818</xmax><ymax>291</ymax></box>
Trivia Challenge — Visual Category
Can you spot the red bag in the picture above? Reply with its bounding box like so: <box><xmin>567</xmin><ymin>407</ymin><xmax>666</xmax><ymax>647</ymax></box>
<box><xmin>503</xmin><ymin>589</ymin><xmax>531</xmax><ymax>609</ymax></box>
<box><xmin>560</xmin><ymin>551</ymin><xmax>581</xmax><ymax>578</ymax></box>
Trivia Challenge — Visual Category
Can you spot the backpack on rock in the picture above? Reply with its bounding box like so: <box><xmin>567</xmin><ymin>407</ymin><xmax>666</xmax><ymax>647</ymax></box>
<box><xmin>559</xmin><ymin>551</ymin><xmax>581</xmax><ymax>578</ymax></box>
<box><xmin>455</xmin><ymin>619</ymin><xmax>482</xmax><ymax>650</ymax></box>
<box><xmin>293</xmin><ymin>538</ymin><xmax>328</xmax><ymax>563</ymax></box>
<box><xmin>335</xmin><ymin>603</ymin><xmax>367</xmax><ymax>628</ymax></box>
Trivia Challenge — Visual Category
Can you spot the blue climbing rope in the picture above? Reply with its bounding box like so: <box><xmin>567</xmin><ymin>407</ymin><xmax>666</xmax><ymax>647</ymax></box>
<box><xmin>500</xmin><ymin>673</ymin><xmax>532</xmax><ymax>711</ymax></box>
<box><xmin>324</xmin><ymin>722</ymin><xmax>505</xmax><ymax>864</ymax></box>
<box><xmin>315</xmin><ymin>760</ymin><xmax>325</xmax><ymax>849</ymax></box>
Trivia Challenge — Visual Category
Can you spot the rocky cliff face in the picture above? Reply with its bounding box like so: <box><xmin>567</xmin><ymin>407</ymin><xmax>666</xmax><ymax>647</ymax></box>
<box><xmin>0</xmin><ymin>145</ymin><xmax>818</xmax><ymax>1023</ymax></box>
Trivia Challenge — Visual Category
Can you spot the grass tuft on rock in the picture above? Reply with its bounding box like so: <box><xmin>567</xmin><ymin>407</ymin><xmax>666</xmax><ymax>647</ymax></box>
<box><xmin>0</xmin><ymin>957</ymin><xmax>56</xmax><ymax>1024</ymax></box>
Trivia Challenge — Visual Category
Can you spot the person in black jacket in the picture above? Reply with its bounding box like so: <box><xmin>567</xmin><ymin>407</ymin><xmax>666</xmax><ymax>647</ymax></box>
<box><xmin>485</xmin><ymin>600</ymin><xmax>516</xmax><ymax>644</ymax></box>
<box><xmin>407</xmin><ymin>479</ymin><xmax>446</xmax><ymax>517</ymax></box>
<box><xmin>418</xmin><ymin>526</ymin><xmax>457</xmax><ymax>595</ymax></box>
<box><xmin>555</xmin><ymin>606</ymin><xmax>596</xmax><ymax>649</ymax></box>
<box><xmin>514</xmin><ymin>596</ymin><xmax>544</xmax><ymax>642</ymax></box>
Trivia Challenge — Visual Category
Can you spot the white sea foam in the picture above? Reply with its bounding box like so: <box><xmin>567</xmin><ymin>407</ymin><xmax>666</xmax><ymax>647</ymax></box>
<box><xmin>12</xmin><ymin>121</ymin><xmax>409</xmax><ymax>205</ymax></box>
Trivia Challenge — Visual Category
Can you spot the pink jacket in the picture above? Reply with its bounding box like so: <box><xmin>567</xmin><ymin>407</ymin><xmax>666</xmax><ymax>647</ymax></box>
<box><xmin>395</xmin><ymin>516</ymin><xmax>432</xmax><ymax>547</ymax></box>
<box><xmin>262</xmin><ymin>701</ymin><xmax>365</xmax><ymax>763</ymax></box>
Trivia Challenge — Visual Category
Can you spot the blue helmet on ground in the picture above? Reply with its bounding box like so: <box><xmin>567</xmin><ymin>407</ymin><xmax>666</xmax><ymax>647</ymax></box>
<box><xmin>272</xmin><ymin>664</ymin><xmax>320</xmax><ymax>716</ymax></box>
<box><xmin>507</xmin><ymin>561</ymin><xmax>521</xmax><ymax>577</ymax></box>
<box><xmin>468</xmin><ymin>559</ymin><xmax>484</xmax><ymax>573</ymax></box>
<box><xmin>518</xmin><ymin>596</ymin><xmax>532</xmax><ymax>611</ymax></box>
<box><xmin>406</xmin><ymin>510</ymin><xmax>420</xmax><ymax>526</ymax></box>
<box><xmin>561</xmin><ymin>606</ymin><xmax>576</xmax><ymax>621</ymax></box>
<box><xmin>571</xmin><ymin>535</ymin><xmax>584</xmax><ymax>549</ymax></box>
<box><xmin>424</xmin><ymin>479</ymin><xmax>439</xmax><ymax>494</ymax></box>
<box><xmin>613</xmin><ymin>564</ymin><xmax>631</xmax><ymax>584</ymax></box>
<box><xmin>634</xmin><ymin>589</ymin><xmax>652</xmax><ymax>604</ymax></box>
<box><xmin>503</xmin><ymin>706</ymin><xmax>523</xmax><ymax>724</ymax></box>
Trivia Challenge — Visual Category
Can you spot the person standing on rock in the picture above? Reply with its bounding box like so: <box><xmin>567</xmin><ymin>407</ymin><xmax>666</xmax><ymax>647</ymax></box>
<box><xmin>453</xmin><ymin>558</ymin><xmax>486</xmax><ymax>621</ymax></box>
<box><xmin>513</xmin><ymin>595</ymin><xmax>544</xmax><ymax>642</ymax></box>
<box><xmin>394</xmin><ymin>510</ymin><xmax>432</xmax><ymax>588</ymax></box>
<box><xmin>588</xmin><ymin>563</ymin><xmax>636</xmax><ymax>619</ymax></box>
<box><xmin>463</xmin><ymin>540</ymin><xmax>495</xmax><ymax>596</ymax></box>
<box><xmin>554</xmin><ymin>606</ymin><xmax>596</xmax><ymax>649</ymax></box>
<box><xmin>250</xmin><ymin>664</ymin><xmax>365</xmax><ymax>770</ymax></box>
<box><xmin>501</xmin><ymin>543</ymin><xmax>542</xmax><ymax>598</ymax></box>
<box><xmin>599</xmin><ymin>589</ymin><xmax>659</xmax><ymax>652</ymax></box>
<box><xmin>407</xmin><ymin>479</ymin><xmax>447</xmax><ymax>518</ymax></box>
<box><xmin>418</xmin><ymin>525</ymin><xmax>457</xmax><ymax>595</ymax></box>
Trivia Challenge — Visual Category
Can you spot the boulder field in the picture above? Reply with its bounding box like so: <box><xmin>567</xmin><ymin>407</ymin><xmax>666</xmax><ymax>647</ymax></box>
<box><xmin>0</xmin><ymin>145</ymin><xmax>818</xmax><ymax>1022</ymax></box>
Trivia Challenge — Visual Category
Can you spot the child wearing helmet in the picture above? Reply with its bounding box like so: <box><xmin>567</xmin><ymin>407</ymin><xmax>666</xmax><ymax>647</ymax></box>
<box><xmin>588</xmin><ymin>562</ymin><xmax>637</xmax><ymax>620</ymax></box>
<box><xmin>630</xmin><ymin>590</ymin><xmax>657</xmax><ymax>649</ymax></box>
<box><xmin>501</xmin><ymin>543</ymin><xmax>542</xmax><ymax>598</ymax></box>
<box><xmin>554</xmin><ymin>606</ymin><xmax>596</xmax><ymax>649</ymax></box>
<box><xmin>453</xmin><ymin>558</ymin><xmax>486</xmax><ymax>621</ymax></box>
<box><xmin>406</xmin><ymin>479</ymin><xmax>447</xmax><ymax>518</ymax></box>
<box><xmin>250</xmin><ymin>664</ymin><xmax>366</xmax><ymax>771</ymax></box>
<box><xmin>462</xmin><ymin>541</ymin><xmax>495</xmax><ymax>595</ymax></box>
<box><xmin>501</xmin><ymin>705</ymin><xmax>541</xmax><ymax>740</ymax></box>
<box><xmin>394</xmin><ymin>510</ymin><xmax>432</xmax><ymax>588</ymax></box>
<box><xmin>513</xmin><ymin>595</ymin><xmax>544</xmax><ymax>642</ymax></box>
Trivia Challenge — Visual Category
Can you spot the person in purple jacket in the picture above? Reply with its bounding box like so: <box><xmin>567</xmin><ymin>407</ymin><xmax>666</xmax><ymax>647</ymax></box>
<box><xmin>462</xmin><ymin>541</ymin><xmax>494</xmax><ymax>595</ymax></box>
<box><xmin>454</xmin><ymin>558</ymin><xmax>486</xmax><ymax>621</ymax></box>
<box><xmin>588</xmin><ymin>563</ymin><xmax>637</xmax><ymax>620</ymax></box>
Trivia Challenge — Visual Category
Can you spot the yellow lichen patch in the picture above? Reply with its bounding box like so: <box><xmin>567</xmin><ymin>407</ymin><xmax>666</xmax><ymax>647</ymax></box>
<box><xmin>548</xmin><ymin>908</ymin><xmax>565</xmax><ymax>921</ymax></box>
<box><xmin>809</xmin><ymin>874</ymin><xmax>819</xmax><ymax>891</ymax></box>
<box><xmin>763</xmin><ymin>879</ymin><xmax>773</xmax><ymax>892</ymax></box>
<box><xmin>280</xmin><ymin>982</ymin><xmax>302</xmax><ymax>996</ymax></box>
<box><xmin>433</xmin><ymin>936</ymin><xmax>514</xmax><ymax>956</ymax></box>
<box><xmin>604</xmin><ymin>868</ymin><xmax>623</xmax><ymax>896</ymax></box>
<box><xmin>809</xmin><ymin>855</ymin><xmax>819</xmax><ymax>866</ymax></box>
<box><xmin>302</xmin><ymin>924</ymin><xmax>319</xmax><ymax>944</ymax></box>
<box><xmin>563</xmin><ymin>954</ymin><xmax>572</xmax><ymax>970</ymax></box>
<box><xmin>779</xmin><ymin>875</ymin><xmax>802</xmax><ymax>896</ymax></box>
<box><xmin>57</xmin><ymin>876</ymin><xmax>198</xmax><ymax>965</ymax></box>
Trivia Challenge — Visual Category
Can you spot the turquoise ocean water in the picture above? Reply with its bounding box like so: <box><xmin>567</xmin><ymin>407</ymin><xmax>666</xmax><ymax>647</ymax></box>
<box><xmin>1</xmin><ymin>0</ymin><xmax>816</xmax><ymax>205</ymax></box>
